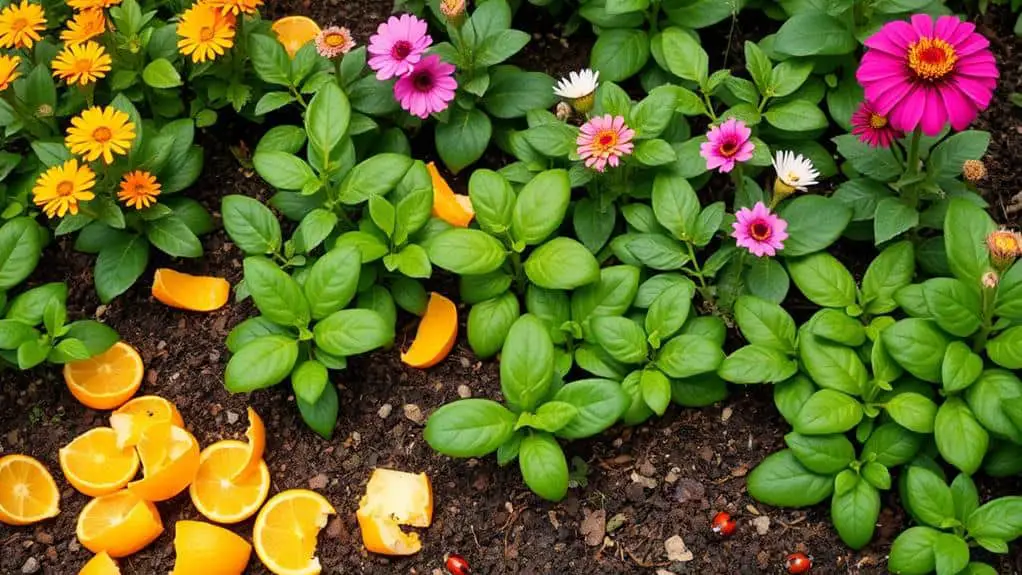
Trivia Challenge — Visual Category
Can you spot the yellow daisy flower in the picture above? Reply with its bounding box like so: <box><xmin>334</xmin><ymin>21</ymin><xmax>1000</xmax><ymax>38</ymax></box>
<box><xmin>117</xmin><ymin>170</ymin><xmax>161</xmax><ymax>210</ymax></box>
<box><xmin>60</xmin><ymin>9</ymin><xmax>106</xmax><ymax>46</ymax></box>
<box><xmin>0</xmin><ymin>0</ymin><xmax>47</xmax><ymax>49</ymax></box>
<box><xmin>32</xmin><ymin>159</ymin><xmax>96</xmax><ymax>218</ymax></box>
<box><xmin>52</xmin><ymin>41</ymin><xmax>112</xmax><ymax>86</ymax></box>
<box><xmin>65</xmin><ymin>106</ymin><xmax>136</xmax><ymax>165</ymax></box>
<box><xmin>66</xmin><ymin>0</ymin><xmax>121</xmax><ymax>10</ymax></box>
<box><xmin>205</xmin><ymin>0</ymin><xmax>262</xmax><ymax>16</ymax></box>
<box><xmin>0</xmin><ymin>54</ymin><xmax>19</xmax><ymax>92</ymax></box>
<box><xmin>177</xmin><ymin>2</ymin><xmax>236</xmax><ymax>63</ymax></box>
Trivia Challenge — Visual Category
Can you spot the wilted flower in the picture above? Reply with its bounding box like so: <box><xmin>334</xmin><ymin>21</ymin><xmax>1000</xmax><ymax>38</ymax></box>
<box><xmin>368</xmin><ymin>14</ymin><xmax>431</xmax><ymax>80</ymax></box>
<box><xmin>771</xmin><ymin>150</ymin><xmax>820</xmax><ymax>203</ymax></box>
<box><xmin>857</xmin><ymin>15</ymin><xmax>997</xmax><ymax>135</ymax></box>
<box><xmin>32</xmin><ymin>159</ymin><xmax>96</xmax><ymax>218</ymax></box>
<box><xmin>0</xmin><ymin>0</ymin><xmax>46</xmax><ymax>49</ymax></box>
<box><xmin>577</xmin><ymin>114</ymin><xmax>634</xmax><ymax>172</ymax></box>
<box><xmin>51</xmin><ymin>41</ymin><xmax>112</xmax><ymax>86</ymax></box>
<box><xmin>982</xmin><ymin>271</ymin><xmax>999</xmax><ymax>289</ymax></box>
<box><xmin>393</xmin><ymin>55</ymin><xmax>457</xmax><ymax>119</ymax></box>
<box><xmin>554</xmin><ymin>69</ymin><xmax>599</xmax><ymax>114</ymax></box>
<box><xmin>700</xmin><ymin>118</ymin><xmax>755</xmax><ymax>174</ymax></box>
<box><xmin>987</xmin><ymin>228</ymin><xmax>1022</xmax><ymax>270</ymax></box>
<box><xmin>851</xmin><ymin>100</ymin><xmax>903</xmax><ymax>148</ymax></box>
<box><xmin>0</xmin><ymin>54</ymin><xmax>19</xmax><ymax>92</ymax></box>
<box><xmin>963</xmin><ymin>159</ymin><xmax>987</xmax><ymax>182</ymax></box>
<box><xmin>315</xmin><ymin>26</ymin><xmax>355</xmax><ymax>58</ymax></box>
<box><xmin>732</xmin><ymin>202</ymin><xmax>788</xmax><ymax>258</ymax></box>
<box><xmin>555</xmin><ymin>101</ymin><xmax>572</xmax><ymax>121</ymax></box>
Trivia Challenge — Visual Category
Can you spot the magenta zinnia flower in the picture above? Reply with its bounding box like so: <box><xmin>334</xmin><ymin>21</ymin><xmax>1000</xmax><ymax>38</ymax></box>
<box><xmin>851</xmin><ymin>100</ymin><xmax>904</xmax><ymax>148</ymax></box>
<box><xmin>857</xmin><ymin>14</ymin><xmax>998</xmax><ymax>136</ymax></box>
<box><xmin>394</xmin><ymin>55</ymin><xmax>457</xmax><ymax>119</ymax></box>
<box><xmin>367</xmin><ymin>14</ymin><xmax>431</xmax><ymax>80</ymax></box>
<box><xmin>699</xmin><ymin>118</ymin><xmax>755</xmax><ymax>173</ymax></box>
<box><xmin>732</xmin><ymin>202</ymin><xmax>788</xmax><ymax>258</ymax></box>
<box><xmin>577</xmin><ymin>115</ymin><xmax>634</xmax><ymax>172</ymax></box>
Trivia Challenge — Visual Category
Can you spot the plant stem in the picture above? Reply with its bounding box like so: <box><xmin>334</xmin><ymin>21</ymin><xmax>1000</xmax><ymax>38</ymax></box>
<box><xmin>902</xmin><ymin>128</ymin><xmax>923</xmax><ymax>209</ymax></box>
<box><xmin>684</xmin><ymin>241</ymin><xmax>707</xmax><ymax>289</ymax></box>
<box><xmin>510</xmin><ymin>250</ymin><xmax>526</xmax><ymax>294</ymax></box>
<box><xmin>973</xmin><ymin>285</ymin><xmax>996</xmax><ymax>353</ymax></box>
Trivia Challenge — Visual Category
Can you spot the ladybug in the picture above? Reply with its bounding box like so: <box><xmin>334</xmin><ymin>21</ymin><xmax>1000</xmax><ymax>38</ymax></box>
<box><xmin>711</xmin><ymin>511</ymin><xmax>736</xmax><ymax>537</ymax></box>
<box><xmin>446</xmin><ymin>553</ymin><xmax>471</xmax><ymax>575</ymax></box>
<box><xmin>785</xmin><ymin>552</ymin><xmax>813</xmax><ymax>574</ymax></box>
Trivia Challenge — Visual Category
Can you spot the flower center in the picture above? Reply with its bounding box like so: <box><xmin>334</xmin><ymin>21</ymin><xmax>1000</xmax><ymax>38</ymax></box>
<box><xmin>199</xmin><ymin>26</ymin><xmax>215</xmax><ymax>41</ymax></box>
<box><xmin>92</xmin><ymin>126</ymin><xmax>112</xmax><ymax>142</ymax></box>
<box><xmin>993</xmin><ymin>234</ymin><xmax>1020</xmax><ymax>253</ymax></box>
<box><xmin>412</xmin><ymin>71</ymin><xmax>433</xmax><ymax>91</ymax></box>
<box><xmin>12</xmin><ymin>18</ymin><xmax>27</xmax><ymax>32</ymax></box>
<box><xmin>869</xmin><ymin>113</ymin><xmax>888</xmax><ymax>129</ymax></box>
<box><xmin>392</xmin><ymin>40</ymin><xmax>412</xmax><ymax>59</ymax></box>
<box><xmin>785</xmin><ymin>171</ymin><xmax>801</xmax><ymax>183</ymax></box>
<box><xmin>908</xmin><ymin>37</ymin><xmax>957</xmax><ymax>81</ymax></box>
<box><xmin>596</xmin><ymin>130</ymin><xmax>618</xmax><ymax>150</ymax></box>
<box><xmin>56</xmin><ymin>181</ymin><xmax>75</xmax><ymax>197</ymax></box>
<box><xmin>718</xmin><ymin>139</ymin><xmax>738</xmax><ymax>157</ymax></box>
<box><xmin>134</xmin><ymin>184</ymin><xmax>149</xmax><ymax>196</ymax></box>
<box><xmin>325</xmin><ymin>33</ymin><xmax>345</xmax><ymax>47</ymax></box>
<box><xmin>75</xmin><ymin>59</ymin><xmax>94</xmax><ymax>73</ymax></box>
<box><xmin>750</xmin><ymin>222</ymin><xmax>771</xmax><ymax>241</ymax></box>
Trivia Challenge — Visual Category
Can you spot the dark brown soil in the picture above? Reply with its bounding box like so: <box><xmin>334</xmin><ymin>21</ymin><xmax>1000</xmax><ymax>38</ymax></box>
<box><xmin>3</xmin><ymin>4</ymin><xmax>1022</xmax><ymax>575</ymax></box>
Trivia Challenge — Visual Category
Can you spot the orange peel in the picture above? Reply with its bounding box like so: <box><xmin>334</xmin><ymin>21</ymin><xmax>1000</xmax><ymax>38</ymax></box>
<box><xmin>64</xmin><ymin>342</ymin><xmax>144</xmax><ymax>410</ymax></box>
<box><xmin>76</xmin><ymin>490</ymin><xmax>163</xmax><ymax>558</ymax></box>
<box><xmin>0</xmin><ymin>454</ymin><xmax>60</xmax><ymax>526</ymax></box>
<box><xmin>109</xmin><ymin>395</ymin><xmax>185</xmax><ymax>450</ymax></box>
<box><xmin>59</xmin><ymin>427</ymin><xmax>140</xmax><ymax>497</ymax></box>
<box><xmin>79</xmin><ymin>551</ymin><xmax>120</xmax><ymax>574</ymax></box>
<box><xmin>152</xmin><ymin>268</ymin><xmax>230</xmax><ymax>312</ymax></box>
<box><xmin>127</xmin><ymin>422</ymin><xmax>200</xmax><ymax>502</ymax></box>
<box><xmin>356</xmin><ymin>468</ymin><xmax>433</xmax><ymax>556</ymax></box>
<box><xmin>427</xmin><ymin>162</ymin><xmax>474</xmax><ymax>227</ymax></box>
<box><xmin>401</xmin><ymin>292</ymin><xmax>458</xmax><ymax>369</ymax></box>
<box><xmin>230</xmin><ymin>407</ymin><xmax>265</xmax><ymax>481</ymax></box>
<box><xmin>271</xmin><ymin>16</ymin><xmax>321</xmax><ymax>58</ymax></box>
<box><xmin>170</xmin><ymin>520</ymin><xmax>252</xmax><ymax>575</ymax></box>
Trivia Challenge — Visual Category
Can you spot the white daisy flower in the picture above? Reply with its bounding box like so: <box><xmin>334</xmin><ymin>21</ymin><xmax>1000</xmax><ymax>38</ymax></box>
<box><xmin>554</xmin><ymin>69</ymin><xmax>599</xmax><ymax>113</ymax></box>
<box><xmin>772</xmin><ymin>150</ymin><xmax>821</xmax><ymax>197</ymax></box>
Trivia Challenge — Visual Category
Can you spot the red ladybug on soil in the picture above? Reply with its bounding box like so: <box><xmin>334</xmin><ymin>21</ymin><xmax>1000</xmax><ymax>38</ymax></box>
<box><xmin>785</xmin><ymin>552</ymin><xmax>813</xmax><ymax>574</ymax></box>
<box><xmin>711</xmin><ymin>511</ymin><xmax>736</xmax><ymax>537</ymax></box>
<box><xmin>446</xmin><ymin>553</ymin><xmax>471</xmax><ymax>575</ymax></box>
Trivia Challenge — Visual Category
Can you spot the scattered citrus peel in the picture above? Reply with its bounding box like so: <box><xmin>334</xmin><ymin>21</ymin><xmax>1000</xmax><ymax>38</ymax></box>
<box><xmin>189</xmin><ymin>440</ymin><xmax>270</xmax><ymax>524</ymax></box>
<box><xmin>127</xmin><ymin>422</ymin><xmax>200</xmax><ymax>502</ymax></box>
<box><xmin>63</xmin><ymin>342</ymin><xmax>144</xmax><ymax>410</ymax></box>
<box><xmin>427</xmin><ymin>162</ymin><xmax>474</xmax><ymax>227</ymax></box>
<box><xmin>59</xmin><ymin>427</ymin><xmax>140</xmax><ymax>497</ymax></box>
<box><xmin>253</xmin><ymin>489</ymin><xmax>335</xmax><ymax>575</ymax></box>
<box><xmin>357</xmin><ymin>468</ymin><xmax>433</xmax><ymax>556</ymax></box>
<box><xmin>109</xmin><ymin>395</ymin><xmax>185</xmax><ymax>450</ymax></box>
<box><xmin>170</xmin><ymin>520</ymin><xmax>252</xmax><ymax>575</ymax></box>
<box><xmin>271</xmin><ymin>16</ymin><xmax>321</xmax><ymax>58</ymax></box>
<box><xmin>230</xmin><ymin>407</ymin><xmax>265</xmax><ymax>481</ymax></box>
<box><xmin>0</xmin><ymin>454</ymin><xmax>60</xmax><ymax>526</ymax></box>
<box><xmin>401</xmin><ymin>292</ymin><xmax>458</xmax><ymax>369</ymax></box>
<box><xmin>79</xmin><ymin>551</ymin><xmax>120</xmax><ymax>575</ymax></box>
<box><xmin>76</xmin><ymin>490</ymin><xmax>163</xmax><ymax>558</ymax></box>
<box><xmin>152</xmin><ymin>268</ymin><xmax>230</xmax><ymax>312</ymax></box>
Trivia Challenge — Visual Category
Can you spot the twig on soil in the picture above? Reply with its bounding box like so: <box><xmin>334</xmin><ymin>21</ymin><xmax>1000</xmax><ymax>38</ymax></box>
<box><xmin>776</xmin><ymin>515</ymin><xmax>807</xmax><ymax>532</ymax></box>
<box><xmin>623</xmin><ymin>545</ymin><xmax>671</xmax><ymax>568</ymax></box>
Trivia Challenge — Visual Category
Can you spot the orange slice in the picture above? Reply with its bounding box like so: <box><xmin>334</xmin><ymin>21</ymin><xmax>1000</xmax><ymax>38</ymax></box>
<box><xmin>59</xmin><ymin>428</ymin><xmax>140</xmax><ymax>497</ymax></box>
<box><xmin>356</xmin><ymin>468</ymin><xmax>432</xmax><ymax>556</ymax></box>
<box><xmin>190</xmin><ymin>440</ymin><xmax>270</xmax><ymax>524</ymax></box>
<box><xmin>401</xmin><ymin>292</ymin><xmax>458</xmax><ymax>369</ymax></box>
<box><xmin>0</xmin><ymin>454</ymin><xmax>60</xmax><ymax>526</ymax></box>
<box><xmin>152</xmin><ymin>268</ymin><xmax>230</xmax><ymax>312</ymax></box>
<box><xmin>109</xmin><ymin>395</ymin><xmax>185</xmax><ymax>450</ymax></box>
<box><xmin>271</xmin><ymin>16</ymin><xmax>321</xmax><ymax>58</ymax></box>
<box><xmin>76</xmin><ymin>490</ymin><xmax>163</xmax><ymax>558</ymax></box>
<box><xmin>79</xmin><ymin>551</ymin><xmax>120</xmax><ymax>575</ymax></box>
<box><xmin>127</xmin><ymin>423</ymin><xmax>200</xmax><ymax>502</ymax></box>
<box><xmin>253</xmin><ymin>489</ymin><xmax>335</xmax><ymax>575</ymax></box>
<box><xmin>171</xmin><ymin>520</ymin><xmax>252</xmax><ymax>575</ymax></box>
<box><xmin>427</xmin><ymin>162</ymin><xmax>474</xmax><ymax>227</ymax></box>
<box><xmin>64</xmin><ymin>342</ymin><xmax>144</xmax><ymax>410</ymax></box>
<box><xmin>229</xmin><ymin>407</ymin><xmax>265</xmax><ymax>481</ymax></box>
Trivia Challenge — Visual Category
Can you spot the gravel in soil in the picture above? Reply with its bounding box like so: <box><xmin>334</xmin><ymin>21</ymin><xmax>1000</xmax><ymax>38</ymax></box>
<box><xmin>4</xmin><ymin>4</ymin><xmax>1022</xmax><ymax>575</ymax></box>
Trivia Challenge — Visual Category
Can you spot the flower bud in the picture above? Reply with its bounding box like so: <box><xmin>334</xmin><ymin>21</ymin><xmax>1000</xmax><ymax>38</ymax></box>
<box><xmin>987</xmin><ymin>229</ymin><xmax>1022</xmax><ymax>270</ymax></box>
<box><xmin>555</xmin><ymin>101</ymin><xmax>572</xmax><ymax>121</ymax></box>
<box><xmin>982</xmin><ymin>271</ymin><xmax>999</xmax><ymax>289</ymax></box>
<box><xmin>36</xmin><ymin>104</ymin><xmax>53</xmax><ymax>118</ymax></box>
<box><xmin>440</xmin><ymin>0</ymin><xmax>467</xmax><ymax>28</ymax></box>
<box><xmin>963</xmin><ymin>159</ymin><xmax>987</xmax><ymax>182</ymax></box>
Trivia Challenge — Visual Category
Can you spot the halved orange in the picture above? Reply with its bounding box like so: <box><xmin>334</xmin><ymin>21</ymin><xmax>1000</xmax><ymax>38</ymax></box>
<box><xmin>356</xmin><ymin>468</ymin><xmax>433</xmax><ymax>556</ymax></box>
<box><xmin>152</xmin><ymin>269</ymin><xmax>230</xmax><ymax>312</ymax></box>
<box><xmin>171</xmin><ymin>520</ymin><xmax>252</xmax><ymax>575</ymax></box>
<box><xmin>190</xmin><ymin>440</ymin><xmax>270</xmax><ymax>524</ymax></box>
<box><xmin>76</xmin><ymin>490</ymin><xmax>163</xmax><ymax>558</ymax></box>
<box><xmin>79</xmin><ymin>551</ymin><xmax>120</xmax><ymax>575</ymax></box>
<box><xmin>427</xmin><ymin>162</ymin><xmax>474</xmax><ymax>227</ymax></box>
<box><xmin>357</xmin><ymin>512</ymin><xmax>423</xmax><ymax>556</ymax></box>
<box><xmin>127</xmin><ymin>423</ymin><xmax>200</xmax><ymax>502</ymax></box>
<box><xmin>59</xmin><ymin>428</ymin><xmax>140</xmax><ymax>497</ymax></box>
<box><xmin>109</xmin><ymin>395</ymin><xmax>185</xmax><ymax>450</ymax></box>
<box><xmin>0</xmin><ymin>454</ymin><xmax>60</xmax><ymax>526</ymax></box>
<box><xmin>64</xmin><ymin>342</ymin><xmax>144</xmax><ymax>410</ymax></box>
<box><xmin>401</xmin><ymin>293</ymin><xmax>458</xmax><ymax>369</ymax></box>
<box><xmin>271</xmin><ymin>16</ymin><xmax>321</xmax><ymax>58</ymax></box>
<box><xmin>253</xmin><ymin>489</ymin><xmax>336</xmax><ymax>575</ymax></box>
<box><xmin>229</xmin><ymin>407</ymin><xmax>265</xmax><ymax>481</ymax></box>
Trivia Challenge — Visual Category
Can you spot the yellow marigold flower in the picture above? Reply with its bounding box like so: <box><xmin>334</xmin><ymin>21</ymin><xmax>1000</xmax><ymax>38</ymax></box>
<box><xmin>60</xmin><ymin>9</ymin><xmax>106</xmax><ymax>46</ymax></box>
<box><xmin>205</xmin><ymin>0</ymin><xmax>262</xmax><ymax>16</ymax></box>
<box><xmin>52</xmin><ymin>41</ymin><xmax>112</xmax><ymax>86</ymax></box>
<box><xmin>65</xmin><ymin>106</ymin><xmax>136</xmax><ymax>165</ymax></box>
<box><xmin>32</xmin><ymin>159</ymin><xmax>96</xmax><ymax>218</ymax></box>
<box><xmin>117</xmin><ymin>170</ymin><xmax>161</xmax><ymax>210</ymax></box>
<box><xmin>177</xmin><ymin>2</ymin><xmax>236</xmax><ymax>63</ymax></box>
<box><xmin>66</xmin><ymin>0</ymin><xmax>121</xmax><ymax>10</ymax></box>
<box><xmin>0</xmin><ymin>54</ymin><xmax>20</xmax><ymax>92</ymax></box>
<box><xmin>0</xmin><ymin>0</ymin><xmax>46</xmax><ymax>49</ymax></box>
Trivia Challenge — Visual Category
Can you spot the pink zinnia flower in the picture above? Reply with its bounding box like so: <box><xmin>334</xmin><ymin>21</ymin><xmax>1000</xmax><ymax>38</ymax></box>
<box><xmin>394</xmin><ymin>55</ymin><xmax>457</xmax><ymax>119</ymax></box>
<box><xmin>857</xmin><ymin>14</ymin><xmax>998</xmax><ymax>136</ymax></box>
<box><xmin>315</xmin><ymin>26</ymin><xmax>355</xmax><ymax>59</ymax></box>
<box><xmin>367</xmin><ymin>14</ymin><xmax>431</xmax><ymax>80</ymax></box>
<box><xmin>699</xmin><ymin>118</ymin><xmax>755</xmax><ymax>173</ymax></box>
<box><xmin>577</xmin><ymin>114</ymin><xmax>634</xmax><ymax>172</ymax></box>
<box><xmin>851</xmin><ymin>100</ymin><xmax>904</xmax><ymax>148</ymax></box>
<box><xmin>732</xmin><ymin>202</ymin><xmax>788</xmax><ymax>258</ymax></box>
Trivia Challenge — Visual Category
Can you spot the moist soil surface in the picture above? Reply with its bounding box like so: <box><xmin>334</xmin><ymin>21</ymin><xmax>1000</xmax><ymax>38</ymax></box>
<box><xmin>3</xmin><ymin>4</ymin><xmax>1022</xmax><ymax>575</ymax></box>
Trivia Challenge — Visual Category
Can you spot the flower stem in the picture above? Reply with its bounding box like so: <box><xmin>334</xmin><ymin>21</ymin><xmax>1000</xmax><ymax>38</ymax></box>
<box><xmin>684</xmin><ymin>241</ymin><xmax>707</xmax><ymax>289</ymax></box>
<box><xmin>903</xmin><ymin>128</ymin><xmax>923</xmax><ymax>208</ymax></box>
<box><xmin>973</xmin><ymin>284</ymin><xmax>996</xmax><ymax>353</ymax></box>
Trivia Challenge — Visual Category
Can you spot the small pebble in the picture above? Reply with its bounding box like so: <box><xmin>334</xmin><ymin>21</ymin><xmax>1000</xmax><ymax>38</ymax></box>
<box><xmin>403</xmin><ymin>404</ymin><xmax>425</xmax><ymax>425</ymax></box>
<box><xmin>226</xmin><ymin>410</ymin><xmax>239</xmax><ymax>424</ymax></box>
<box><xmin>457</xmin><ymin>385</ymin><xmax>472</xmax><ymax>398</ymax></box>
<box><xmin>752</xmin><ymin>515</ymin><xmax>771</xmax><ymax>535</ymax></box>
<box><xmin>308</xmin><ymin>473</ymin><xmax>328</xmax><ymax>490</ymax></box>
<box><xmin>34</xmin><ymin>532</ymin><xmax>53</xmax><ymax>545</ymax></box>
<box><xmin>21</xmin><ymin>557</ymin><xmax>40</xmax><ymax>574</ymax></box>
<box><xmin>377</xmin><ymin>403</ymin><xmax>393</xmax><ymax>419</ymax></box>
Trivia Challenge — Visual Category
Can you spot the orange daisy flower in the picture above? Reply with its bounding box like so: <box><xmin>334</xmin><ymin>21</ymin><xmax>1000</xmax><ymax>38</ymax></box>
<box><xmin>60</xmin><ymin>9</ymin><xmax>106</xmax><ymax>46</ymax></box>
<box><xmin>0</xmin><ymin>54</ymin><xmax>19</xmax><ymax>92</ymax></box>
<box><xmin>117</xmin><ymin>170</ymin><xmax>161</xmax><ymax>210</ymax></box>
<box><xmin>0</xmin><ymin>0</ymin><xmax>46</xmax><ymax>49</ymax></box>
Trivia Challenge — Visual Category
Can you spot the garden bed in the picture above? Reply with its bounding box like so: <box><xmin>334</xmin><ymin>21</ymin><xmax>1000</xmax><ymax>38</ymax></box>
<box><xmin>2</xmin><ymin>1</ymin><xmax>1022</xmax><ymax>574</ymax></box>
